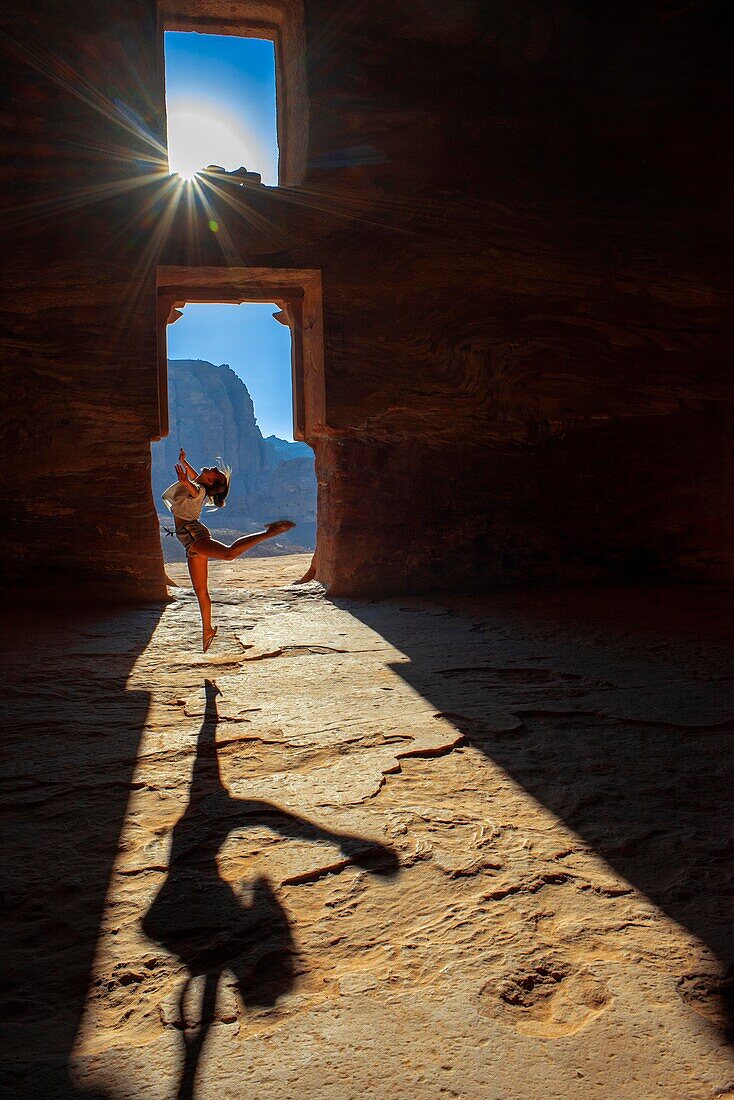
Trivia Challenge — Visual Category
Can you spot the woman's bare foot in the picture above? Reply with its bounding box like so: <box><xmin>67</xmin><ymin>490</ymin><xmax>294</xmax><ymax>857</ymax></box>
<box><xmin>203</xmin><ymin>626</ymin><xmax>218</xmax><ymax>653</ymax></box>
<box><xmin>266</xmin><ymin>519</ymin><xmax>295</xmax><ymax>536</ymax></box>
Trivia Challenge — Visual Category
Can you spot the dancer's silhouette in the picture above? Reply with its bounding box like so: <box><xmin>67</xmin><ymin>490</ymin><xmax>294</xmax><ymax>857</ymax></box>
<box><xmin>142</xmin><ymin>680</ymin><xmax>398</xmax><ymax>1099</ymax></box>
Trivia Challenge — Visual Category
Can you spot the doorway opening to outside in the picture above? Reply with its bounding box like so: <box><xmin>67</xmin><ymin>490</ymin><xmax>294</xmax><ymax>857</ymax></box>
<box><xmin>154</xmin><ymin>266</ymin><xmax>325</xmax><ymax>587</ymax></box>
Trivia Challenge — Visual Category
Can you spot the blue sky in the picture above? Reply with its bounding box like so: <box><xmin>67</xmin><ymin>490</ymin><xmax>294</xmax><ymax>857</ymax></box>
<box><xmin>164</xmin><ymin>31</ymin><xmax>278</xmax><ymax>183</ymax></box>
<box><xmin>164</xmin><ymin>36</ymin><xmax>291</xmax><ymax>439</ymax></box>
<box><xmin>167</xmin><ymin>303</ymin><xmax>295</xmax><ymax>440</ymax></box>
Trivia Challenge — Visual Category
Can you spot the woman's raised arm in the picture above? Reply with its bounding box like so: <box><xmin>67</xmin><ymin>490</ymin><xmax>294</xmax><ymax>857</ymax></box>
<box><xmin>179</xmin><ymin>447</ymin><xmax>199</xmax><ymax>482</ymax></box>
<box><xmin>175</xmin><ymin>463</ymin><xmax>201</xmax><ymax>498</ymax></box>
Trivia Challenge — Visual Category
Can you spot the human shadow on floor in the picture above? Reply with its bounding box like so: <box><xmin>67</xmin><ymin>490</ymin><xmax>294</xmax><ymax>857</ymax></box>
<box><xmin>344</xmin><ymin>587</ymin><xmax>734</xmax><ymax>1042</ymax></box>
<box><xmin>142</xmin><ymin>679</ymin><xmax>399</xmax><ymax>1100</ymax></box>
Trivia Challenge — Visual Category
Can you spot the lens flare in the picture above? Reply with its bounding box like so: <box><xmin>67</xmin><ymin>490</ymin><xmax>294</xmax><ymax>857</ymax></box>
<box><xmin>166</xmin><ymin>102</ymin><xmax>263</xmax><ymax>180</ymax></box>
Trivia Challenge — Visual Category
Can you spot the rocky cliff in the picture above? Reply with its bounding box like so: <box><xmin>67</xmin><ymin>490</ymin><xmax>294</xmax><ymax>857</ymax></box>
<box><xmin>152</xmin><ymin>360</ymin><xmax>317</xmax><ymax>554</ymax></box>
<box><xmin>263</xmin><ymin>435</ymin><xmax>313</xmax><ymax>466</ymax></box>
<box><xmin>152</xmin><ymin>359</ymin><xmax>268</xmax><ymax>514</ymax></box>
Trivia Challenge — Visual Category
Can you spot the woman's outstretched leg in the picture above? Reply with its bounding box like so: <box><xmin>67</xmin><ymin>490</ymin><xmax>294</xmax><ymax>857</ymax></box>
<box><xmin>187</xmin><ymin>552</ymin><xmax>217</xmax><ymax>652</ymax></box>
<box><xmin>189</xmin><ymin>520</ymin><xmax>295</xmax><ymax>562</ymax></box>
<box><xmin>228</xmin><ymin>519</ymin><xmax>295</xmax><ymax>559</ymax></box>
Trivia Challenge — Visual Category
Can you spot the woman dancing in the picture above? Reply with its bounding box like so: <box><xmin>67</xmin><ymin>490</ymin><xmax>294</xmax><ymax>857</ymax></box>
<box><xmin>163</xmin><ymin>448</ymin><xmax>294</xmax><ymax>652</ymax></box>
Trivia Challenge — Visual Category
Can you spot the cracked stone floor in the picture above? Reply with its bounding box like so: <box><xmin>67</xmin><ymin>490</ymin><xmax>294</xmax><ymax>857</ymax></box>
<box><xmin>4</xmin><ymin>555</ymin><xmax>734</xmax><ymax>1099</ymax></box>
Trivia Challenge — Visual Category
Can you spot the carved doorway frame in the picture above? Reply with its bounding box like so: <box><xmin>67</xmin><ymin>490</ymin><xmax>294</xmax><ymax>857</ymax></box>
<box><xmin>155</xmin><ymin>265</ymin><xmax>325</xmax><ymax>446</ymax></box>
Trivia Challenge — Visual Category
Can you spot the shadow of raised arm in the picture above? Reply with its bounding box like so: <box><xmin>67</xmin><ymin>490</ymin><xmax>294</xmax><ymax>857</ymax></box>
<box><xmin>197</xmin><ymin>679</ymin><xmax>400</xmax><ymax>878</ymax></box>
<box><xmin>240</xmin><ymin>801</ymin><xmax>401</xmax><ymax>878</ymax></box>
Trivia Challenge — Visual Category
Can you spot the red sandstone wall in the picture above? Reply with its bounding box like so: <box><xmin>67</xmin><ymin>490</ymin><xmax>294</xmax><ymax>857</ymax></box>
<box><xmin>2</xmin><ymin>0</ymin><xmax>168</xmax><ymax>602</ymax></box>
<box><xmin>160</xmin><ymin>1</ymin><xmax>734</xmax><ymax>593</ymax></box>
<box><xmin>3</xmin><ymin>1</ymin><xmax>733</xmax><ymax>599</ymax></box>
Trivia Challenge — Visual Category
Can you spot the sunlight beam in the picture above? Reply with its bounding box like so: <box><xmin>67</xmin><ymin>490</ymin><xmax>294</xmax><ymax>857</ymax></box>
<box><xmin>166</xmin><ymin>102</ymin><xmax>267</xmax><ymax>182</ymax></box>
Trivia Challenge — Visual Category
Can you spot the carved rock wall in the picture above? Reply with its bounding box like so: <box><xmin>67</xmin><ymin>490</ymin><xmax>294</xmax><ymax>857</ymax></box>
<box><xmin>2</xmin><ymin>0</ymin><xmax>733</xmax><ymax>599</ymax></box>
<box><xmin>2</xmin><ymin>0</ymin><xmax>167</xmax><ymax>602</ymax></box>
<box><xmin>157</xmin><ymin>0</ymin><xmax>734</xmax><ymax>594</ymax></box>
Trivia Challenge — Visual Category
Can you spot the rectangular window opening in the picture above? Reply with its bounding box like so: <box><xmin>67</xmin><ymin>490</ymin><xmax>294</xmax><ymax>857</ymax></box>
<box><xmin>164</xmin><ymin>30</ymin><xmax>279</xmax><ymax>185</ymax></box>
<box><xmin>159</xmin><ymin>0</ymin><xmax>308</xmax><ymax>187</ymax></box>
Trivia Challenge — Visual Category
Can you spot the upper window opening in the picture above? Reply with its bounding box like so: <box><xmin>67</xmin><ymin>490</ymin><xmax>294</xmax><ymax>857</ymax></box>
<box><xmin>164</xmin><ymin>31</ymin><xmax>279</xmax><ymax>185</ymax></box>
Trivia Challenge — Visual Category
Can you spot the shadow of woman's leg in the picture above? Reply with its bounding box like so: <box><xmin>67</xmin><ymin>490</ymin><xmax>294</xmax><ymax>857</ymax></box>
<box><xmin>177</xmin><ymin>972</ymin><xmax>219</xmax><ymax>1100</ymax></box>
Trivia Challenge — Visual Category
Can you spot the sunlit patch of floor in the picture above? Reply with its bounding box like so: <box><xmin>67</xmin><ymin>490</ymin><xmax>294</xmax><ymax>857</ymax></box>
<box><xmin>60</xmin><ymin>561</ymin><xmax>734</xmax><ymax>1097</ymax></box>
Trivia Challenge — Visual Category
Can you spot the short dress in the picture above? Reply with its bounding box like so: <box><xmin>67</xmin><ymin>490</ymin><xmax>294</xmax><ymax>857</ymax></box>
<box><xmin>162</xmin><ymin>482</ymin><xmax>209</xmax><ymax>555</ymax></box>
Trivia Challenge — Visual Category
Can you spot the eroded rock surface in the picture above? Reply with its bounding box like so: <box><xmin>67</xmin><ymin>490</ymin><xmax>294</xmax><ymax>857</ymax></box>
<box><xmin>3</xmin><ymin>562</ymin><xmax>734</xmax><ymax>1097</ymax></box>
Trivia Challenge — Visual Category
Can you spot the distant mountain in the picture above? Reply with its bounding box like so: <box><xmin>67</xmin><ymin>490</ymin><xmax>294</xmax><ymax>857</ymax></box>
<box><xmin>152</xmin><ymin>360</ymin><xmax>316</xmax><ymax>555</ymax></box>
<box><xmin>263</xmin><ymin>435</ymin><xmax>313</xmax><ymax>463</ymax></box>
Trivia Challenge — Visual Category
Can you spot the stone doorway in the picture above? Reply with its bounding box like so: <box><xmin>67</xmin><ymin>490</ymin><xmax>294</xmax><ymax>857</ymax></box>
<box><xmin>155</xmin><ymin>266</ymin><xmax>325</xmax><ymax>582</ymax></box>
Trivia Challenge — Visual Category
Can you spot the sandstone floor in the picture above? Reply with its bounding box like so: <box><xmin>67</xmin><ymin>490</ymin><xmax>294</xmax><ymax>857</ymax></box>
<box><xmin>4</xmin><ymin>557</ymin><xmax>734</xmax><ymax>1099</ymax></box>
